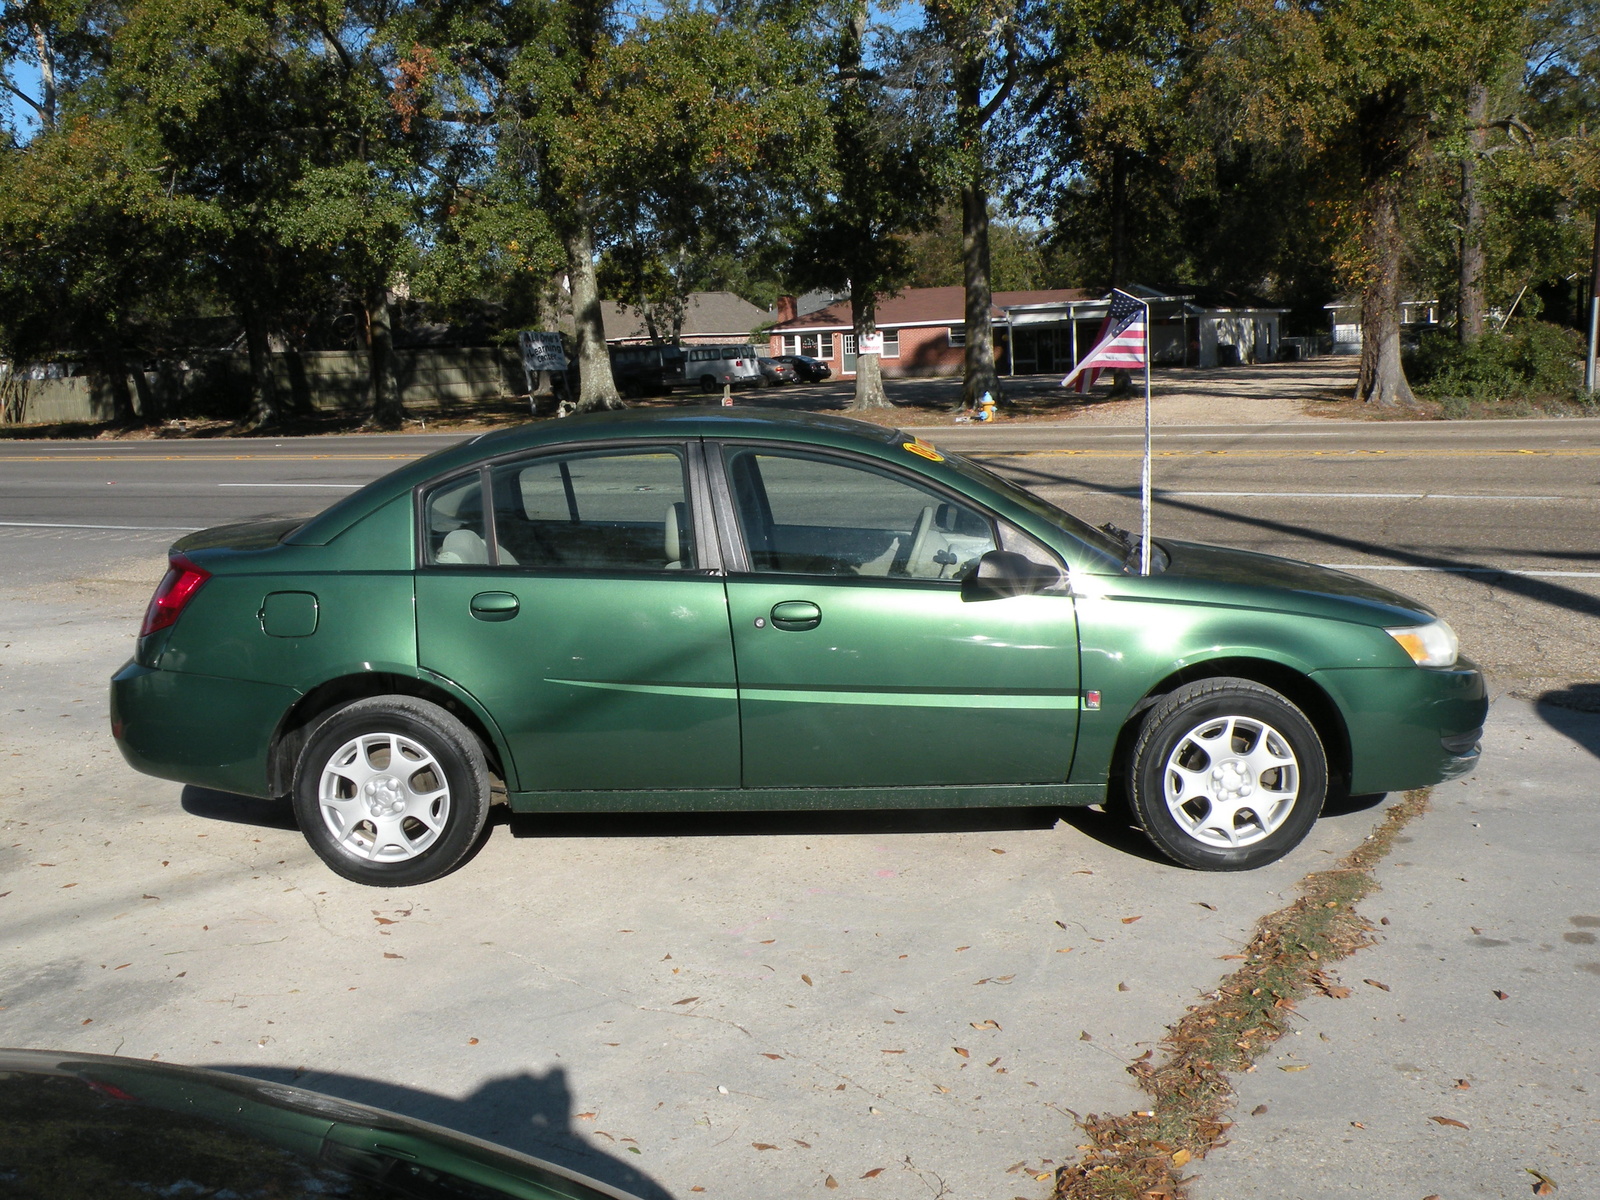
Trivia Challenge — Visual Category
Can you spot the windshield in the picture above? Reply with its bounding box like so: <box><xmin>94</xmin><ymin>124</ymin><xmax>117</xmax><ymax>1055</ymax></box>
<box><xmin>939</xmin><ymin>449</ymin><xmax>1130</xmax><ymax>568</ymax></box>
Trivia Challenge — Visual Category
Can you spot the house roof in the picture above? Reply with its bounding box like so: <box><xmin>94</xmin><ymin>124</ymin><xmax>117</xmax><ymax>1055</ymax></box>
<box><xmin>770</xmin><ymin>286</ymin><xmax>1097</xmax><ymax>332</ymax></box>
<box><xmin>602</xmin><ymin>291</ymin><xmax>769</xmax><ymax>342</ymax></box>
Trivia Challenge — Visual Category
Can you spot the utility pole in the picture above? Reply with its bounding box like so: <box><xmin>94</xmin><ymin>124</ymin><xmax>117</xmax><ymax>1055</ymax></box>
<box><xmin>1588</xmin><ymin>204</ymin><xmax>1599</xmax><ymax>395</ymax></box>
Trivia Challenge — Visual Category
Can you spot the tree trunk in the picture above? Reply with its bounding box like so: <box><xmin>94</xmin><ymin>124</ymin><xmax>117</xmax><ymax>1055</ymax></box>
<box><xmin>1356</xmin><ymin>181</ymin><xmax>1417</xmax><ymax>407</ymax></box>
<box><xmin>563</xmin><ymin>212</ymin><xmax>624</xmax><ymax>413</ymax></box>
<box><xmin>241</xmin><ymin>299</ymin><xmax>278</xmax><ymax>429</ymax></box>
<box><xmin>1458</xmin><ymin>82</ymin><xmax>1488</xmax><ymax>344</ymax></box>
<box><xmin>367</xmin><ymin>284</ymin><xmax>402</xmax><ymax>429</ymax></box>
<box><xmin>960</xmin><ymin>179</ymin><xmax>1000</xmax><ymax>407</ymax></box>
<box><xmin>848</xmin><ymin>278</ymin><xmax>889</xmax><ymax>409</ymax></box>
<box><xmin>953</xmin><ymin>37</ymin><xmax>1001</xmax><ymax>409</ymax></box>
<box><xmin>30</xmin><ymin>21</ymin><xmax>56</xmax><ymax>129</ymax></box>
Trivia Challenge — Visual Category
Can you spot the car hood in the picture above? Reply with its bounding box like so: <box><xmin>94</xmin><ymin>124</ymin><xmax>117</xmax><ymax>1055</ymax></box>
<box><xmin>1159</xmin><ymin>539</ymin><xmax>1435</xmax><ymax>622</ymax></box>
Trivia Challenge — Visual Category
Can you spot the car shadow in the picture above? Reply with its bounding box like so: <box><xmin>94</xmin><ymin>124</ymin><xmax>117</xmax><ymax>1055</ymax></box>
<box><xmin>201</xmin><ymin>1062</ymin><xmax>673</xmax><ymax>1200</ymax></box>
<box><xmin>181</xmin><ymin>786</ymin><xmax>298</xmax><ymax>830</ymax></box>
<box><xmin>501</xmin><ymin>805</ymin><xmax>1065</xmax><ymax>840</ymax></box>
<box><xmin>1534</xmin><ymin>683</ymin><xmax>1600</xmax><ymax>761</ymax></box>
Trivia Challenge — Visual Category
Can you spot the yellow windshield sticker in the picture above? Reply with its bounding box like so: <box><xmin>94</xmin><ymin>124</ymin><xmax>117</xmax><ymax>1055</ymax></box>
<box><xmin>902</xmin><ymin>439</ymin><xmax>944</xmax><ymax>463</ymax></box>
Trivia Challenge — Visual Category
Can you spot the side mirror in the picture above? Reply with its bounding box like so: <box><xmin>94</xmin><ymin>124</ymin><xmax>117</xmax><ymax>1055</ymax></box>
<box><xmin>960</xmin><ymin>550</ymin><xmax>1064</xmax><ymax>601</ymax></box>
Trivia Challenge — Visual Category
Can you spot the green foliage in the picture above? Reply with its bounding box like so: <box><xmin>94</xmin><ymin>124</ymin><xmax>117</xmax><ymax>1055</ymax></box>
<box><xmin>1408</xmin><ymin>320</ymin><xmax>1586</xmax><ymax>404</ymax></box>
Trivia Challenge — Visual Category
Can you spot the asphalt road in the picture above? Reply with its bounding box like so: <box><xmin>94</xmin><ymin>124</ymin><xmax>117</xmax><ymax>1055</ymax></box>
<box><xmin>4</xmin><ymin>415</ymin><xmax>1597</xmax><ymax>690</ymax></box>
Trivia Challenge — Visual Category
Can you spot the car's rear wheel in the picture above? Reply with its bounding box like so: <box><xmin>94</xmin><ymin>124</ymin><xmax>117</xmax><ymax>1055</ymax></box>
<box><xmin>700</xmin><ymin>375</ymin><xmax>718</xmax><ymax>394</ymax></box>
<box><xmin>291</xmin><ymin>696</ymin><xmax>491</xmax><ymax>886</ymax></box>
<box><xmin>1128</xmin><ymin>678</ymin><xmax>1326</xmax><ymax>871</ymax></box>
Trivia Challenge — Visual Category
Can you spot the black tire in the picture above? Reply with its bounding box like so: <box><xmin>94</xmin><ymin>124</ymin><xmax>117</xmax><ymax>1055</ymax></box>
<box><xmin>699</xmin><ymin>375</ymin><xmax>718</xmax><ymax>394</ymax></box>
<box><xmin>291</xmin><ymin>695</ymin><xmax>491</xmax><ymax>886</ymax></box>
<box><xmin>1128</xmin><ymin>677</ymin><xmax>1326</xmax><ymax>871</ymax></box>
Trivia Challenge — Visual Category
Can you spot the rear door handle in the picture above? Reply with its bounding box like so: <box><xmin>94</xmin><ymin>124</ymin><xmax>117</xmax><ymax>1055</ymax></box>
<box><xmin>469</xmin><ymin>591</ymin><xmax>520</xmax><ymax>622</ymax></box>
<box><xmin>770</xmin><ymin>600</ymin><xmax>821</xmax><ymax>631</ymax></box>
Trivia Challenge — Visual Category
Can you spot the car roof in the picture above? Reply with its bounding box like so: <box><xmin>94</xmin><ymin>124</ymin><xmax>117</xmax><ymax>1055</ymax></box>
<box><xmin>289</xmin><ymin>406</ymin><xmax>902</xmax><ymax>546</ymax></box>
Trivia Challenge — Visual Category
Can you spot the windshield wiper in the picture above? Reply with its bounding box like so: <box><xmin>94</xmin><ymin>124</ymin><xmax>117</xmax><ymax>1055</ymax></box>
<box><xmin>1099</xmin><ymin>522</ymin><xmax>1168</xmax><ymax>574</ymax></box>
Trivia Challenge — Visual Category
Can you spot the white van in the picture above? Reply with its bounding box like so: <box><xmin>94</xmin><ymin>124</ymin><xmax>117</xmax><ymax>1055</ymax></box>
<box><xmin>683</xmin><ymin>344</ymin><xmax>762</xmax><ymax>393</ymax></box>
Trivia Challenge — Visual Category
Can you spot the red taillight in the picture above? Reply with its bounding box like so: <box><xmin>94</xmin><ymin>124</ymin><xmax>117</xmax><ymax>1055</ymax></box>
<box><xmin>140</xmin><ymin>554</ymin><xmax>211</xmax><ymax>638</ymax></box>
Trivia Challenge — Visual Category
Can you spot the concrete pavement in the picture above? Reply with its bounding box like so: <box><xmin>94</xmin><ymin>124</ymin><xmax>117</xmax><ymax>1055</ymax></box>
<box><xmin>1191</xmin><ymin>693</ymin><xmax>1600</xmax><ymax>1199</ymax></box>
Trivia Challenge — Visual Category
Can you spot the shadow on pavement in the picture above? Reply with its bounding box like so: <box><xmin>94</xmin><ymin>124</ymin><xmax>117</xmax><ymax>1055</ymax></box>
<box><xmin>503</xmin><ymin>805</ymin><xmax>1064</xmax><ymax>840</ymax></box>
<box><xmin>203</xmin><ymin>1062</ymin><xmax>674</xmax><ymax>1200</ymax></box>
<box><xmin>1534</xmin><ymin>683</ymin><xmax>1600</xmax><ymax>760</ymax></box>
<box><xmin>182</xmin><ymin>786</ymin><xmax>298</xmax><ymax>830</ymax></box>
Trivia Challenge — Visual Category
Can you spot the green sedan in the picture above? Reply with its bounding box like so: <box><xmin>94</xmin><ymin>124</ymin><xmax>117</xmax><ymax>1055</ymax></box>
<box><xmin>111</xmin><ymin>408</ymin><xmax>1485</xmax><ymax>886</ymax></box>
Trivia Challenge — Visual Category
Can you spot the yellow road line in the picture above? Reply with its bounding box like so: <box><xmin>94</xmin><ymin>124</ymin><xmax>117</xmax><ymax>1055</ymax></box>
<box><xmin>978</xmin><ymin>447</ymin><xmax>1600</xmax><ymax>459</ymax></box>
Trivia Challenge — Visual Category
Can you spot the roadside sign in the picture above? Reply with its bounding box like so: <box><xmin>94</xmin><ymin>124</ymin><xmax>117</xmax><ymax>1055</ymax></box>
<box><xmin>518</xmin><ymin>331</ymin><xmax>567</xmax><ymax>373</ymax></box>
<box><xmin>857</xmin><ymin>331</ymin><xmax>884</xmax><ymax>356</ymax></box>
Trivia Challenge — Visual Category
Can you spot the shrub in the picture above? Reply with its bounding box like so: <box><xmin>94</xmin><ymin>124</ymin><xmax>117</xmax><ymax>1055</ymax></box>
<box><xmin>1407</xmin><ymin>320</ymin><xmax>1585</xmax><ymax>404</ymax></box>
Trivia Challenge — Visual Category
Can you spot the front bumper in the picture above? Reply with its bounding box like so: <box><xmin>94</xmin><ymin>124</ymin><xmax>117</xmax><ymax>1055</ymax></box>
<box><xmin>111</xmin><ymin>660</ymin><xmax>300</xmax><ymax>799</ymax></box>
<box><xmin>1312</xmin><ymin>659</ymin><xmax>1488</xmax><ymax>794</ymax></box>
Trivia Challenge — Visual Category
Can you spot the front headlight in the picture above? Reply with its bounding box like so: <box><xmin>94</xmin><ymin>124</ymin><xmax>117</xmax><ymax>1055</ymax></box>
<box><xmin>1386</xmin><ymin>620</ymin><xmax>1459</xmax><ymax>667</ymax></box>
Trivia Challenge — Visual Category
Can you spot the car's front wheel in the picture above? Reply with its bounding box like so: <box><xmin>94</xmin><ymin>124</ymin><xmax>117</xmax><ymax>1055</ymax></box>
<box><xmin>291</xmin><ymin>696</ymin><xmax>491</xmax><ymax>886</ymax></box>
<box><xmin>1128</xmin><ymin>678</ymin><xmax>1326</xmax><ymax>871</ymax></box>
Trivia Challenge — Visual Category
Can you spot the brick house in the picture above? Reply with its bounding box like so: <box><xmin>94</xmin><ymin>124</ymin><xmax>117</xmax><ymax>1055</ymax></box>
<box><xmin>767</xmin><ymin>286</ymin><xmax>1096</xmax><ymax>378</ymax></box>
<box><xmin>602</xmin><ymin>291</ymin><xmax>770</xmax><ymax>347</ymax></box>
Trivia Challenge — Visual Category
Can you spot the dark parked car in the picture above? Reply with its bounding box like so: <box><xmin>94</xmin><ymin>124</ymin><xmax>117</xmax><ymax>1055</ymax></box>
<box><xmin>756</xmin><ymin>357</ymin><xmax>799</xmax><ymax>386</ymax></box>
<box><xmin>112</xmin><ymin>408</ymin><xmax>1484</xmax><ymax>887</ymax></box>
<box><xmin>0</xmin><ymin>1048</ymin><xmax>643</xmax><ymax>1199</ymax></box>
<box><xmin>774</xmin><ymin>354</ymin><xmax>831</xmax><ymax>383</ymax></box>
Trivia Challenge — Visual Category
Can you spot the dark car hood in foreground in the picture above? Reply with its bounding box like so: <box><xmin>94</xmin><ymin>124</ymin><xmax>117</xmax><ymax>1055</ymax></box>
<box><xmin>1159</xmin><ymin>539</ymin><xmax>1435</xmax><ymax>622</ymax></box>
<box><xmin>0</xmin><ymin>1048</ymin><xmax>642</xmax><ymax>1199</ymax></box>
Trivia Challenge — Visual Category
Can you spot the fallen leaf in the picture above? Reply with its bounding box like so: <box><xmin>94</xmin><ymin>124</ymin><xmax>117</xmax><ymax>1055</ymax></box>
<box><xmin>995</xmin><ymin>974</ymin><xmax>1015</xmax><ymax>982</ymax></box>
<box><xmin>971</xmin><ymin>1020</ymin><xmax>1001</xmax><ymax>1030</ymax></box>
<box><xmin>1251</xmin><ymin>1104</ymin><xmax>1268</xmax><ymax>1116</ymax></box>
<box><xmin>1219</xmin><ymin>954</ymin><xmax>1247</xmax><ymax>960</ymax></box>
<box><xmin>801</xmin><ymin>975</ymin><xmax>813</xmax><ymax>986</ymax></box>
<box><xmin>955</xmin><ymin>945</ymin><xmax>970</xmax><ymax>952</ymax></box>
<box><xmin>824</xmin><ymin>1176</ymin><xmax>838</xmax><ymax>1189</ymax></box>
<box><xmin>1056</xmin><ymin>947</ymin><xmax>1074</xmax><ymax>953</ymax></box>
<box><xmin>1429</xmin><ymin>1116</ymin><xmax>1470</xmax><ymax>1129</ymax></box>
<box><xmin>1494</xmin><ymin>989</ymin><xmax>1510</xmax><ymax>1000</ymax></box>
<box><xmin>1055</xmin><ymin>920</ymin><xmax>1068</xmax><ymax>929</ymax></box>
<box><xmin>953</xmin><ymin>1047</ymin><xmax>969</xmax><ymax>1058</ymax></box>
<box><xmin>861</xmin><ymin>1168</ymin><xmax>884</xmax><ymax>1179</ymax></box>
<box><xmin>933</xmin><ymin>1084</ymin><xmax>950</xmax><ymax>1093</ymax></box>
<box><xmin>1195</xmin><ymin>902</ymin><xmax>1217</xmax><ymax>911</ymax></box>
<box><xmin>467</xmin><ymin>1037</ymin><xmax>479</xmax><ymax>1046</ymax></box>
<box><xmin>1456</xmin><ymin>1079</ymin><xmax>1471</xmax><ymax>1089</ymax></box>
<box><xmin>751</xmin><ymin>1143</ymin><xmax>777</xmax><ymax>1151</ymax></box>
<box><xmin>141</xmin><ymin>894</ymin><xmax>158</xmax><ymax>900</ymax></box>
<box><xmin>1079</xmin><ymin>1031</ymin><xmax>1092</xmax><ymax>1041</ymax></box>
<box><xmin>1005</xmin><ymin>1162</ymin><xmax>1026</xmax><ymax>1174</ymax></box>
<box><xmin>1117</xmin><ymin>982</ymin><xmax>1129</xmax><ymax>992</ymax></box>
<box><xmin>1350</xmin><ymin>1121</ymin><xmax>1365</xmax><ymax>1129</ymax></box>
<box><xmin>383</xmin><ymin>952</ymin><xmax>403</xmax><ymax>959</ymax></box>
<box><xmin>987</xmin><ymin>1057</ymin><xmax>1001</xmax><ymax>1067</ymax></box>
<box><xmin>693</xmin><ymin>1189</ymin><xmax>706</xmax><ymax>1194</ymax></box>
<box><xmin>113</xmin><ymin>963</ymin><xmax>130</xmax><ymax>970</ymax></box>
<box><xmin>62</xmin><ymin>882</ymin><xmax>77</xmax><ymax>888</ymax></box>
<box><xmin>1280</xmin><ymin>1064</ymin><xmax>1309</xmax><ymax>1072</ymax></box>
<box><xmin>1525</xmin><ymin>1167</ymin><xmax>1558</xmax><ymax>1194</ymax></box>
<box><xmin>1470</xmin><ymin>926</ymin><xmax>1482</xmax><ymax>935</ymax></box>
<box><xmin>577</xmin><ymin>1112</ymin><xmax>596</xmax><ymax>1121</ymax></box>
<box><xmin>673</xmin><ymin>997</ymin><xmax>699</xmax><ymax>1005</ymax></box>
<box><xmin>881</xmin><ymin>1049</ymin><xmax>905</xmax><ymax>1054</ymax></box>
<box><xmin>1121</xmin><ymin>915</ymin><xmax>1142</xmax><ymax>924</ymax></box>
<box><xmin>374</xmin><ymin>917</ymin><xmax>396</xmax><ymax>926</ymax></box>
<box><xmin>1363</xmin><ymin>978</ymin><xmax>1391</xmax><ymax>992</ymax></box>
<box><xmin>991</xmin><ymin>848</ymin><xmax>1005</xmax><ymax>854</ymax></box>
<box><xmin>1171</xmin><ymin>1148</ymin><xmax>1191</xmax><ymax>1167</ymax></box>
<box><xmin>761</xmin><ymin>1052</ymin><xmax>783</xmax><ymax>1060</ymax></box>
<box><xmin>793</xmin><ymin>1139</ymin><xmax>810</xmax><ymax>1148</ymax></box>
<box><xmin>626</xmin><ymin>1147</ymin><xmax>640</xmax><ymax>1155</ymax></box>
<box><xmin>81</xmin><ymin>1019</ymin><xmax>92</xmax><ymax>1026</ymax></box>
<box><xmin>1380</xmin><ymin>916</ymin><xmax>1390</xmax><ymax>925</ymax></box>
<box><xmin>760</xmin><ymin>939</ymin><xmax>775</xmax><ymax>944</ymax></box>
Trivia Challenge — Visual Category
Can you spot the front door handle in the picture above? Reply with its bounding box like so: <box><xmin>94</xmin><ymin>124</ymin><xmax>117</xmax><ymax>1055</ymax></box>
<box><xmin>770</xmin><ymin>600</ymin><xmax>821</xmax><ymax>631</ymax></box>
<box><xmin>470</xmin><ymin>591</ymin><xmax>520</xmax><ymax>622</ymax></box>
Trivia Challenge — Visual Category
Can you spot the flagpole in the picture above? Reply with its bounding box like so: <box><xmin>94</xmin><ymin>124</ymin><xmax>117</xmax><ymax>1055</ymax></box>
<box><xmin>1140</xmin><ymin>296</ymin><xmax>1152</xmax><ymax>576</ymax></box>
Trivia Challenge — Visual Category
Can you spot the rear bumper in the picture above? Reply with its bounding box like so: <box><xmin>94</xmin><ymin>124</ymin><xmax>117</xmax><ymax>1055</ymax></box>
<box><xmin>1312</xmin><ymin>659</ymin><xmax>1488</xmax><ymax>794</ymax></box>
<box><xmin>111</xmin><ymin>660</ymin><xmax>300</xmax><ymax>799</ymax></box>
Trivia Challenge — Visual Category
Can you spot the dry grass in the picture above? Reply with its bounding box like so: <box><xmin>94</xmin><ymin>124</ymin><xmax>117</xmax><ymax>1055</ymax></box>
<box><xmin>1052</xmin><ymin>790</ymin><xmax>1432</xmax><ymax>1200</ymax></box>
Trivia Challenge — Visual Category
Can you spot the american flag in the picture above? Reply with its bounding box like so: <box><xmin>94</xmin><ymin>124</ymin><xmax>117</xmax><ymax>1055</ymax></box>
<box><xmin>1061</xmin><ymin>289</ymin><xmax>1147</xmax><ymax>392</ymax></box>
